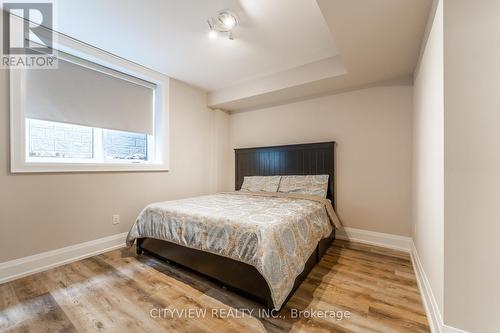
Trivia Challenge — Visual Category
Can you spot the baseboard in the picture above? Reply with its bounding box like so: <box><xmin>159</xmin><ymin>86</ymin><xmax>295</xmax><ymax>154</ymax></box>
<box><xmin>442</xmin><ymin>325</ymin><xmax>469</xmax><ymax>333</ymax></box>
<box><xmin>336</xmin><ymin>227</ymin><xmax>412</xmax><ymax>252</ymax></box>
<box><xmin>0</xmin><ymin>232</ymin><xmax>128</xmax><ymax>284</ymax></box>
<box><xmin>410</xmin><ymin>241</ymin><xmax>443</xmax><ymax>333</ymax></box>
<box><xmin>410</xmin><ymin>241</ymin><xmax>470</xmax><ymax>333</ymax></box>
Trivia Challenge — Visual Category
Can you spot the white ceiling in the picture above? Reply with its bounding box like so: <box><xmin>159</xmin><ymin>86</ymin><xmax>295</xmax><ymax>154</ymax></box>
<box><xmin>52</xmin><ymin>0</ymin><xmax>338</xmax><ymax>92</ymax></box>
<box><xmin>18</xmin><ymin>0</ymin><xmax>432</xmax><ymax>111</ymax></box>
<box><xmin>209</xmin><ymin>0</ymin><xmax>433</xmax><ymax>110</ymax></box>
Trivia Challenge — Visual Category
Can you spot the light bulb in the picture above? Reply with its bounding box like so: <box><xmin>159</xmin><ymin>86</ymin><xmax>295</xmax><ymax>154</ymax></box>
<box><xmin>221</xmin><ymin>15</ymin><xmax>236</xmax><ymax>30</ymax></box>
<box><xmin>209</xmin><ymin>30</ymin><xmax>217</xmax><ymax>39</ymax></box>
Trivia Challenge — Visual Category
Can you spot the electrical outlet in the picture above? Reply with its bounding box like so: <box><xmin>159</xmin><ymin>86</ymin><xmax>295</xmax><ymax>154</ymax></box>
<box><xmin>112</xmin><ymin>214</ymin><xmax>120</xmax><ymax>225</ymax></box>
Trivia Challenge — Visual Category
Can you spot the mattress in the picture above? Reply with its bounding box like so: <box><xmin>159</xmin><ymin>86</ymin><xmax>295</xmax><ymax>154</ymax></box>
<box><xmin>126</xmin><ymin>191</ymin><xmax>340</xmax><ymax>309</ymax></box>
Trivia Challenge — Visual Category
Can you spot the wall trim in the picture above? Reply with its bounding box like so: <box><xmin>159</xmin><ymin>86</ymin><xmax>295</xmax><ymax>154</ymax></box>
<box><xmin>0</xmin><ymin>232</ymin><xmax>128</xmax><ymax>284</ymax></box>
<box><xmin>410</xmin><ymin>241</ymin><xmax>469</xmax><ymax>333</ymax></box>
<box><xmin>336</xmin><ymin>227</ymin><xmax>412</xmax><ymax>252</ymax></box>
<box><xmin>410</xmin><ymin>241</ymin><xmax>443</xmax><ymax>333</ymax></box>
<box><xmin>442</xmin><ymin>326</ymin><xmax>469</xmax><ymax>333</ymax></box>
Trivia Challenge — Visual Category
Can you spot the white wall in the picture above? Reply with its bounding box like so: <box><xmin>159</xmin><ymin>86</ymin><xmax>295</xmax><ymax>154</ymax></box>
<box><xmin>228</xmin><ymin>84</ymin><xmax>413</xmax><ymax>236</ymax></box>
<box><xmin>412</xmin><ymin>0</ymin><xmax>444</xmax><ymax>316</ymax></box>
<box><xmin>0</xmin><ymin>69</ymin><xmax>228</xmax><ymax>262</ymax></box>
<box><xmin>444</xmin><ymin>0</ymin><xmax>500</xmax><ymax>331</ymax></box>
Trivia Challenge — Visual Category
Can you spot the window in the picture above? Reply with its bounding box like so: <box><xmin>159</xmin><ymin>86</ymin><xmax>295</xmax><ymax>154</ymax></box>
<box><xmin>26</xmin><ymin>118</ymin><xmax>153</xmax><ymax>163</ymax></box>
<box><xmin>27</xmin><ymin>119</ymin><xmax>94</xmax><ymax>160</ymax></box>
<box><xmin>103</xmin><ymin>129</ymin><xmax>149</xmax><ymax>162</ymax></box>
<box><xmin>10</xmin><ymin>32</ymin><xmax>169</xmax><ymax>173</ymax></box>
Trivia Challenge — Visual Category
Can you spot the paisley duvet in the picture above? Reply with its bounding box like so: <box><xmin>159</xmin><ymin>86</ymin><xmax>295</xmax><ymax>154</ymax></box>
<box><xmin>126</xmin><ymin>191</ymin><xmax>341</xmax><ymax>309</ymax></box>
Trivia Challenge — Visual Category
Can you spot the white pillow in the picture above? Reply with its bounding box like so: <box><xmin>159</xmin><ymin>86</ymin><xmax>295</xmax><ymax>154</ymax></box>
<box><xmin>278</xmin><ymin>175</ymin><xmax>329</xmax><ymax>198</ymax></box>
<box><xmin>240</xmin><ymin>176</ymin><xmax>281</xmax><ymax>192</ymax></box>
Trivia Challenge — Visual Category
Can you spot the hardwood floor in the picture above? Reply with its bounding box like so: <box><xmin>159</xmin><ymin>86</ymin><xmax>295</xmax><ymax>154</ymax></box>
<box><xmin>0</xmin><ymin>240</ymin><xmax>430</xmax><ymax>333</ymax></box>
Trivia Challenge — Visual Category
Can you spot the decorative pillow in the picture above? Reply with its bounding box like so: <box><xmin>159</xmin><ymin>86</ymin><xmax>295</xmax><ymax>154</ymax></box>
<box><xmin>240</xmin><ymin>176</ymin><xmax>281</xmax><ymax>192</ymax></box>
<box><xmin>278</xmin><ymin>175</ymin><xmax>329</xmax><ymax>198</ymax></box>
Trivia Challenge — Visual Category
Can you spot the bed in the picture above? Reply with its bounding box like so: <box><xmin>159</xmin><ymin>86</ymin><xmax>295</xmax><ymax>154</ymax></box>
<box><xmin>126</xmin><ymin>142</ymin><xmax>339</xmax><ymax>310</ymax></box>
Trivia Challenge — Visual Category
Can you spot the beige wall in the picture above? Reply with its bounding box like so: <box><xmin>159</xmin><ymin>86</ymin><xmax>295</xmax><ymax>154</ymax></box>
<box><xmin>0</xmin><ymin>69</ymin><xmax>227</xmax><ymax>262</ymax></box>
<box><xmin>211</xmin><ymin>109</ymin><xmax>231</xmax><ymax>192</ymax></box>
<box><xmin>444</xmin><ymin>0</ymin><xmax>500</xmax><ymax>331</ymax></box>
<box><xmin>412</xmin><ymin>0</ymin><xmax>444</xmax><ymax>315</ymax></box>
<box><xmin>228</xmin><ymin>84</ymin><xmax>413</xmax><ymax>236</ymax></box>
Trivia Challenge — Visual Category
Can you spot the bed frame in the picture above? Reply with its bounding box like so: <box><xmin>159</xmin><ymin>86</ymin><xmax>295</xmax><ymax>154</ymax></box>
<box><xmin>136</xmin><ymin>141</ymin><xmax>336</xmax><ymax>309</ymax></box>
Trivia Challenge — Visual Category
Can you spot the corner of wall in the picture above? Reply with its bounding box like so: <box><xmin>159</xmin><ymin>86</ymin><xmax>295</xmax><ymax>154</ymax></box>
<box><xmin>211</xmin><ymin>108</ymin><xmax>231</xmax><ymax>193</ymax></box>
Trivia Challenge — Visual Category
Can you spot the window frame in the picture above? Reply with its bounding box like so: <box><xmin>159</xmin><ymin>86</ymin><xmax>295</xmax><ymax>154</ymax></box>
<box><xmin>10</xmin><ymin>30</ymin><xmax>170</xmax><ymax>173</ymax></box>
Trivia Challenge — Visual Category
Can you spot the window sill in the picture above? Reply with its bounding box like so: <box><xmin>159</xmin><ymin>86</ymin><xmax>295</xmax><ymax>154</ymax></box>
<box><xmin>10</xmin><ymin>162</ymin><xmax>170</xmax><ymax>173</ymax></box>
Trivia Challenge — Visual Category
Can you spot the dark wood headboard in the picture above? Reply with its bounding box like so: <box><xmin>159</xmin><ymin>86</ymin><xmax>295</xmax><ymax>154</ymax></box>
<box><xmin>234</xmin><ymin>142</ymin><xmax>335</xmax><ymax>205</ymax></box>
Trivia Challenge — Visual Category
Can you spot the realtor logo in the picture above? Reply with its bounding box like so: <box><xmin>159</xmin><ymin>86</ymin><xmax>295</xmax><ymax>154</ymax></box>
<box><xmin>1</xmin><ymin>1</ymin><xmax>57</xmax><ymax>68</ymax></box>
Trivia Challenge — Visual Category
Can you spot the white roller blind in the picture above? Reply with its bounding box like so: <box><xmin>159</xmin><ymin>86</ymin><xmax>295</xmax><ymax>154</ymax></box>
<box><xmin>25</xmin><ymin>54</ymin><xmax>155</xmax><ymax>135</ymax></box>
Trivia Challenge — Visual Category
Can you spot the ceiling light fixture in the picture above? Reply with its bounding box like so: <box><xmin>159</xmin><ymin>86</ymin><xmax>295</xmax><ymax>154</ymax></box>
<box><xmin>207</xmin><ymin>10</ymin><xmax>238</xmax><ymax>40</ymax></box>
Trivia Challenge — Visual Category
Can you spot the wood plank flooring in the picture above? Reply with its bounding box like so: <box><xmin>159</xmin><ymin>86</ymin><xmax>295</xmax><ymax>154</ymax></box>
<box><xmin>0</xmin><ymin>240</ymin><xmax>430</xmax><ymax>333</ymax></box>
